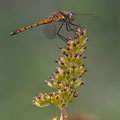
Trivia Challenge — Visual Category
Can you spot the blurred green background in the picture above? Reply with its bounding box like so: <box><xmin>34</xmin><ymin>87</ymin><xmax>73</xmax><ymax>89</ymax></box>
<box><xmin>0</xmin><ymin>0</ymin><xmax>120</xmax><ymax>120</ymax></box>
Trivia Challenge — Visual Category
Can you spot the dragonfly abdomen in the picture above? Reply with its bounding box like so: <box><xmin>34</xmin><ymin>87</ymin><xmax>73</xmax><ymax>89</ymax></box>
<box><xmin>10</xmin><ymin>17</ymin><xmax>52</xmax><ymax>36</ymax></box>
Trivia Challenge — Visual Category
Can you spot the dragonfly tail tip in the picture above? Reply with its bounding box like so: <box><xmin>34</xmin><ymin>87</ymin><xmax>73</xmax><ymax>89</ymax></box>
<box><xmin>10</xmin><ymin>31</ymin><xmax>17</xmax><ymax>36</ymax></box>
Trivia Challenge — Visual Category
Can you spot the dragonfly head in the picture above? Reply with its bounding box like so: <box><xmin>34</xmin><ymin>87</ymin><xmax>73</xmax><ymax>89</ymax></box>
<box><xmin>68</xmin><ymin>11</ymin><xmax>76</xmax><ymax>22</ymax></box>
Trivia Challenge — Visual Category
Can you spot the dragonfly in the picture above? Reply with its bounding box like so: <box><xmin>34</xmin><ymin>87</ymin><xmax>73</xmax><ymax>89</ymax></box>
<box><xmin>10</xmin><ymin>11</ymin><xmax>96</xmax><ymax>42</ymax></box>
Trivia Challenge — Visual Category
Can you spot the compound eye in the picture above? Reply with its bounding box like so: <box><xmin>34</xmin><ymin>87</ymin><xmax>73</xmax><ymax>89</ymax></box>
<box><xmin>68</xmin><ymin>12</ymin><xmax>73</xmax><ymax>19</ymax></box>
<box><xmin>69</xmin><ymin>11</ymin><xmax>76</xmax><ymax>16</ymax></box>
<box><xmin>70</xmin><ymin>13</ymin><xmax>73</xmax><ymax>17</ymax></box>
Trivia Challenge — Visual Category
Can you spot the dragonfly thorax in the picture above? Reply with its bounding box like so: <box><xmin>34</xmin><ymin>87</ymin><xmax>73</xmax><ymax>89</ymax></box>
<box><xmin>66</xmin><ymin>11</ymin><xmax>76</xmax><ymax>22</ymax></box>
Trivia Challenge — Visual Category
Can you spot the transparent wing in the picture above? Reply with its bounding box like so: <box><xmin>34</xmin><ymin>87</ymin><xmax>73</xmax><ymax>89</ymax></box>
<box><xmin>43</xmin><ymin>22</ymin><xmax>57</xmax><ymax>39</ymax></box>
<box><xmin>73</xmin><ymin>13</ymin><xmax>98</xmax><ymax>26</ymax></box>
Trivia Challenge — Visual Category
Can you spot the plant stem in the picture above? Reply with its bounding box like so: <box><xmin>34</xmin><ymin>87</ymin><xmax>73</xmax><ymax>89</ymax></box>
<box><xmin>60</xmin><ymin>105</ymin><xmax>67</xmax><ymax>120</ymax></box>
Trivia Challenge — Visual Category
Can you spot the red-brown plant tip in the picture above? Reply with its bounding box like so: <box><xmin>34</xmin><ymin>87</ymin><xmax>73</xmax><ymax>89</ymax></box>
<box><xmin>79</xmin><ymin>82</ymin><xmax>84</xmax><ymax>86</ymax></box>
<box><xmin>74</xmin><ymin>53</ymin><xmax>78</xmax><ymax>57</ymax></box>
<box><xmin>73</xmin><ymin>91</ymin><xmax>79</xmax><ymax>97</ymax></box>
<box><xmin>63</xmin><ymin>87</ymin><xmax>67</xmax><ymax>91</ymax></box>
<box><xmin>72</xmin><ymin>65</ymin><xmax>77</xmax><ymax>69</ymax></box>
<box><xmin>84</xmin><ymin>69</ymin><xmax>88</xmax><ymax>72</ymax></box>
<box><xmin>44</xmin><ymin>80</ymin><xmax>54</xmax><ymax>88</ymax></box>
<box><xmin>44</xmin><ymin>93</ymin><xmax>48</xmax><ymax>97</ymax></box>
<box><xmin>54</xmin><ymin>59</ymin><xmax>59</xmax><ymax>63</ymax></box>
<box><xmin>72</xmin><ymin>78</ymin><xmax>77</xmax><ymax>81</ymax></box>
<box><xmin>66</xmin><ymin>45</ymin><xmax>70</xmax><ymax>51</ymax></box>
<box><xmin>67</xmin><ymin>43</ymin><xmax>70</xmax><ymax>46</ymax></box>
<box><xmin>83</xmin><ymin>46</ymin><xmax>87</xmax><ymax>50</ymax></box>
<box><xmin>79</xmin><ymin>53</ymin><xmax>82</xmax><ymax>57</ymax></box>
<box><xmin>58</xmin><ymin>54</ymin><xmax>62</xmax><ymax>58</ymax></box>
<box><xmin>55</xmin><ymin>96</ymin><xmax>59</xmax><ymax>99</ymax></box>
<box><xmin>75</xmin><ymin>31</ymin><xmax>79</xmax><ymax>35</ymax></box>
<box><xmin>55</xmin><ymin>67</ymin><xmax>60</xmax><ymax>73</ymax></box>
<box><xmin>39</xmin><ymin>93</ymin><xmax>43</xmax><ymax>97</ymax></box>
<box><xmin>66</xmin><ymin>83</ymin><xmax>69</xmax><ymax>87</ymax></box>
<box><xmin>54</xmin><ymin>92</ymin><xmax>58</xmax><ymax>95</ymax></box>
<box><xmin>55</xmin><ymin>70</ymin><xmax>59</xmax><ymax>74</ymax></box>
<box><xmin>69</xmin><ymin>88</ymin><xmax>74</xmax><ymax>93</ymax></box>
<box><xmin>76</xmin><ymin>39</ymin><xmax>80</xmax><ymax>44</ymax></box>
<box><xmin>63</xmin><ymin>71</ymin><xmax>66</xmax><ymax>75</ymax></box>
<box><xmin>60</xmin><ymin>61</ymin><xmax>64</xmax><ymax>66</ymax></box>
<box><xmin>44</xmin><ymin>80</ymin><xmax>48</xmax><ymax>84</ymax></box>
<box><xmin>49</xmin><ymin>78</ymin><xmax>54</xmax><ymax>83</ymax></box>
<box><xmin>73</xmin><ymin>42</ymin><xmax>76</xmax><ymax>47</ymax></box>
<box><xmin>66</xmin><ymin>70</ymin><xmax>70</xmax><ymax>75</ymax></box>
<box><xmin>82</xmin><ymin>56</ymin><xmax>87</xmax><ymax>59</ymax></box>
<box><xmin>78</xmin><ymin>55</ymin><xmax>82</xmax><ymax>59</ymax></box>
<box><xmin>49</xmin><ymin>76</ymin><xmax>53</xmax><ymax>80</ymax></box>
<box><xmin>33</xmin><ymin>97</ymin><xmax>36</xmax><ymax>100</ymax></box>
<box><xmin>75</xmin><ymin>31</ymin><xmax>78</xmax><ymax>34</ymax></box>
<box><xmin>57</xmin><ymin>86</ymin><xmax>61</xmax><ymax>89</ymax></box>
<box><xmin>85</xmin><ymin>38</ymin><xmax>89</xmax><ymax>41</ymax></box>
<box><xmin>33</xmin><ymin>97</ymin><xmax>35</xmax><ymax>99</ymax></box>
<box><xmin>63</xmin><ymin>51</ymin><xmax>66</xmax><ymax>55</ymax></box>
<box><xmin>82</xmin><ymin>64</ymin><xmax>85</xmax><ymax>67</ymax></box>
<box><xmin>49</xmin><ymin>92</ymin><xmax>53</xmax><ymax>96</ymax></box>
<box><xmin>52</xmin><ymin>73</ymin><xmax>56</xmax><ymax>78</ymax></box>
<box><xmin>58</xmin><ymin>46</ymin><xmax>63</xmax><ymax>50</ymax></box>
<box><xmin>70</xmin><ymin>86</ymin><xmax>74</xmax><ymax>89</ymax></box>
<box><xmin>74</xmin><ymin>33</ymin><xmax>78</xmax><ymax>39</ymax></box>
<box><xmin>51</xmin><ymin>79</ymin><xmax>54</xmax><ymax>83</ymax></box>
<box><xmin>65</xmin><ymin>53</ymin><xmax>69</xmax><ymax>57</ymax></box>
<box><xmin>66</xmin><ymin>37</ymin><xmax>72</xmax><ymax>41</ymax></box>
<box><xmin>57</xmin><ymin>80</ymin><xmax>61</xmax><ymax>84</ymax></box>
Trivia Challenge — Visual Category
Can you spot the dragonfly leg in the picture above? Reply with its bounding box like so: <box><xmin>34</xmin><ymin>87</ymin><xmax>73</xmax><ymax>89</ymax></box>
<box><xmin>69</xmin><ymin>22</ymin><xmax>80</xmax><ymax>27</ymax></box>
<box><xmin>57</xmin><ymin>23</ymin><xmax>67</xmax><ymax>43</ymax></box>
<box><xmin>66</xmin><ymin>23</ymin><xmax>70</xmax><ymax>31</ymax></box>
<box><xmin>66</xmin><ymin>23</ymin><xmax>75</xmax><ymax>31</ymax></box>
<box><xmin>68</xmin><ymin>22</ymin><xmax>82</xmax><ymax>32</ymax></box>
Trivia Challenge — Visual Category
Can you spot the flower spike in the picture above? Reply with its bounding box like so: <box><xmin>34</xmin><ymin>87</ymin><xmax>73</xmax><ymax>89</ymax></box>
<box><xmin>33</xmin><ymin>27</ymin><xmax>88</xmax><ymax>120</ymax></box>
